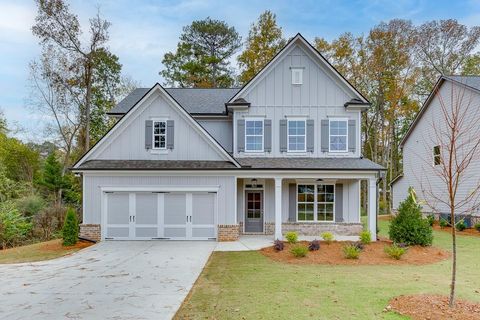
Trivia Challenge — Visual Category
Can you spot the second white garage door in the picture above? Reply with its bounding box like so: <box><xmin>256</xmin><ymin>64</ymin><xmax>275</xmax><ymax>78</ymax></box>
<box><xmin>103</xmin><ymin>191</ymin><xmax>217</xmax><ymax>240</ymax></box>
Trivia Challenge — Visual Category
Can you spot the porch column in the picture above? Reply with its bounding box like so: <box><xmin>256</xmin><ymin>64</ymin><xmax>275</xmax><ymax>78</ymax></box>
<box><xmin>274</xmin><ymin>177</ymin><xmax>282</xmax><ymax>240</ymax></box>
<box><xmin>368</xmin><ymin>177</ymin><xmax>377</xmax><ymax>241</ymax></box>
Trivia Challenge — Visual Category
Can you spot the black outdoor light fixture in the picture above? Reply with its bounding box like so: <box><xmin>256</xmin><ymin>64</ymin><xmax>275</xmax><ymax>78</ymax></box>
<box><xmin>316</xmin><ymin>178</ymin><xmax>323</xmax><ymax>182</ymax></box>
<box><xmin>251</xmin><ymin>178</ymin><xmax>258</xmax><ymax>188</ymax></box>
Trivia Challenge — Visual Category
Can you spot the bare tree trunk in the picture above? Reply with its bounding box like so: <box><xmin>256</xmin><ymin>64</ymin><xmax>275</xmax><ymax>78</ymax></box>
<box><xmin>84</xmin><ymin>62</ymin><xmax>93</xmax><ymax>152</ymax></box>
<box><xmin>449</xmin><ymin>206</ymin><xmax>457</xmax><ymax>307</ymax></box>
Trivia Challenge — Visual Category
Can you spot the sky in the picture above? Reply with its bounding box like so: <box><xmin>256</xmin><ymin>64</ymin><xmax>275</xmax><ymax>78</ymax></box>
<box><xmin>1</xmin><ymin>0</ymin><xmax>480</xmax><ymax>142</ymax></box>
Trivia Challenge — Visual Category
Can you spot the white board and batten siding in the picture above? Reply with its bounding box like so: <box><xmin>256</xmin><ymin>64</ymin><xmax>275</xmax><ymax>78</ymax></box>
<box><xmin>393</xmin><ymin>80</ymin><xmax>480</xmax><ymax>216</ymax></box>
<box><xmin>233</xmin><ymin>43</ymin><xmax>362</xmax><ymax>158</ymax></box>
<box><xmin>197</xmin><ymin>119</ymin><xmax>233</xmax><ymax>153</ymax></box>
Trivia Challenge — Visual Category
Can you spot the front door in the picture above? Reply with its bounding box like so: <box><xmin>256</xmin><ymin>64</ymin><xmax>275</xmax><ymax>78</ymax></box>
<box><xmin>245</xmin><ymin>191</ymin><xmax>263</xmax><ymax>232</ymax></box>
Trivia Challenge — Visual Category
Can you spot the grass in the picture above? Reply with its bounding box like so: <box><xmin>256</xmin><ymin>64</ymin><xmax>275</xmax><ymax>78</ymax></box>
<box><xmin>175</xmin><ymin>218</ymin><xmax>480</xmax><ymax>320</ymax></box>
<box><xmin>0</xmin><ymin>239</ymin><xmax>93</xmax><ymax>264</ymax></box>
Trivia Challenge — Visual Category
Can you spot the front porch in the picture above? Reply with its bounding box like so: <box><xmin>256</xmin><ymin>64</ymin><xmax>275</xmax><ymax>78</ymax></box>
<box><xmin>222</xmin><ymin>173</ymin><xmax>379</xmax><ymax>241</ymax></box>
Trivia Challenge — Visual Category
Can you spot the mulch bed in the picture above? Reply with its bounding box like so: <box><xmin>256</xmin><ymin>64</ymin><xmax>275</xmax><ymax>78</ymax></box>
<box><xmin>260</xmin><ymin>240</ymin><xmax>449</xmax><ymax>265</ymax></box>
<box><xmin>388</xmin><ymin>294</ymin><xmax>480</xmax><ymax>320</ymax></box>
<box><xmin>433</xmin><ymin>224</ymin><xmax>480</xmax><ymax>237</ymax></box>
<box><xmin>40</xmin><ymin>239</ymin><xmax>94</xmax><ymax>251</ymax></box>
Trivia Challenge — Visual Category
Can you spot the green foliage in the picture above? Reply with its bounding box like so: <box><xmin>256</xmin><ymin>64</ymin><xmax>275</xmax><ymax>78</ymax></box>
<box><xmin>62</xmin><ymin>208</ymin><xmax>78</xmax><ymax>246</ymax></box>
<box><xmin>285</xmin><ymin>231</ymin><xmax>298</xmax><ymax>244</ymax></box>
<box><xmin>0</xmin><ymin>201</ymin><xmax>33</xmax><ymax>249</ymax></box>
<box><xmin>290</xmin><ymin>245</ymin><xmax>308</xmax><ymax>258</ymax></box>
<box><xmin>161</xmin><ymin>17</ymin><xmax>241</xmax><ymax>88</ymax></box>
<box><xmin>0</xmin><ymin>167</ymin><xmax>31</xmax><ymax>201</ymax></box>
<box><xmin>37</xmin><ymin>152</ymin><xmax>65</xmax><ymax>203</ymax></box>
<box><xmin>456</xmin><ymin>220</ymin><xmax>466</xmax><ymax>231</ymax></box>
<box><xmin>384</xmin><ymin>244</ymin><xmax>407</xmax><ymax>260</ymax></box>
<box><xmin>15</xmin><ymin>195</ymin><xmax>45</xmax><ymax>219</ymax></box>
<box><xmin>321</xmin><ymin>232</ymin><xmax>334</xmax><ymax>244</ymax></box>
<box><xmin>343</xmin><ymin>244</ymin><xmax>361</xmax><ymax>259</ymax></box>
<box><xmin>359</xmin><ymin>230</ymin><xmax>372</xmax><ymax>244</ymax></box>
<box><xmin>440</xmin><ymin>218</ymin><xmax>448</xmax><ymax>228</ymax></box>
<box><xmin>389</xmin><ymin>188</ymin><xmax>433</xmax><ymax>246</ymax></box>
<box><xmin>238</xmin><ymin>11</ymin><xmax>286</xmax><ymax>84</ymax></box>
<box><xmin>427</xmin><ymin>214</ymin><xmax>435</xmax><ymax>226</ymax></box>
<box><xmin>474</xmin><ymin>223</ymin><xmax>480</xmax><ymax>232</ymax></box>
<box><xmin>0</xmin><ymin>134</ymin><xmax>40</xmax><ymax>182</ymax></box>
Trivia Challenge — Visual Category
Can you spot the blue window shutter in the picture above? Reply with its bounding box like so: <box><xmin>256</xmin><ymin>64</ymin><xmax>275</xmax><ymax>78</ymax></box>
<box><xmin>145</xmin><ymin>120</ymin><xmax>153</xmax><ymax>149</ymax></box>
<box><xmin>264</xmin><ymin>119</ymin><xmax>272</xmax><ymax>152</ymax></box>
<box><xmin>348</xmin><ymin>119</ymin><xmax>356</xmax><ymax>153</ymax></box>
<box><xmin>306</xmin><ymin>119</ymin><xmax>314</xmax><ymax>152</ymax></box>
<box><xmin>237</xmin><ymin>119</ymin><xmax>245</xmax><ymax>152</ymax></box>
<box><xmin>321</xmin><ymin>120</ymin><xmax>329</xmax><ymax>152</ymax></box>
<box><xmin>167</xmin><ymin>120</ymin><xmax>174</xmax><ymax>149</ymax></box>
<box><xmin>279</xmin><ymin>119</ymin><xmax>287</xmax><ymax>152</ymax></box>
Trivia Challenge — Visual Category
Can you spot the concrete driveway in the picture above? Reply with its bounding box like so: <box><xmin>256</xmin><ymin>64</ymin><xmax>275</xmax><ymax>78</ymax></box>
<box><xmin>0</xmin><ymin>241</ymin><xmax>216</xmax><ymax>320</ymax></box>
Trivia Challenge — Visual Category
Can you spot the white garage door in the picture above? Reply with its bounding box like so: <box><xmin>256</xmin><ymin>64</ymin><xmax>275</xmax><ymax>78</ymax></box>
<box><xmin>103</xmin><ymin>191</ymin><xmax>216</xmax><ymax>240</ymax></box>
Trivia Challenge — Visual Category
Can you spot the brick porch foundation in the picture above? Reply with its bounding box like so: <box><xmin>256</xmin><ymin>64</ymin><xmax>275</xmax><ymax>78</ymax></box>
<box><xmin>79</xmin><ymin>224</ymin><xmax>101</xmax><ymax>242</ymax></box>
<box><xmin>250</xmin><ymin>222</ymin><xmax>362</xmax><ymax>237</ymax></box>
<box><xmin>217</xmin><ymin>224</ymin><xmax>240</xmax><ymax>241</ymax></box>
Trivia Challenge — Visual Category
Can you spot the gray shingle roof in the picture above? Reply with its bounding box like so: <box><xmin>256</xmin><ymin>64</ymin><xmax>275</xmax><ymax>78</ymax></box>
<box><xmin>108</xmin><ymin>87</ymin><xmax>240</xmax><ymax>115</ymax></box>
<box><xmin>446</xmin><ymin>75</ymin><xmax>480</xmax><ymax>91</ymax></box>
<box><xmin>75</xmin><ymin>158</ymin><xmax>384</xmax><ymax>171</ymax></box>
<box><xmin>237</xmin><ymin>157</ymin><xmax>385</xmax><ymax>170</ymax></box>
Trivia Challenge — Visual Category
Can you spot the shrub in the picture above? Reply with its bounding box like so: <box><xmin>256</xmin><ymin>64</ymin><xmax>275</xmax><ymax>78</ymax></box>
<box><xmin>343</xmin><ymin>244</ymin><xmax>361</xmax><ymax>259</ymax></box>
<box><xmin>15</xmin><ymin>195</ymin><xmax>45</xmax><ymax>220</ymax></box>
<box><xmin>474</xmin><ymin>223</ymin><xmax>480</xmax><ymax>232</ymax></box>
<box><xmin>353</xmin><ymin>241</ymin><xmax>364</xmax><ymax>251</ymax></box>
<box><xmin>384</xmin><ymin>244</ymin><xmax>407</xmax><ymax>260</ymax></box>
<box><xmin>456</xmin><ymin>220</ymin><xmax>466</xmax><ymax>231</ymax></box>
<box><xmin>62</xmin><ymin>208</ymin><xmax>79</xmax><ymax>246</ymax></box>
<box><xmin>273</xmin><ymin>239</ymin><xmax>284</xmax><ymax>251</ymax></box>
<box><xmin>427</xmin><ymin>214</ymin><xmax>435</xmax><ymax>227</ymax></box>
<box><xmin>359</xmin><ymin>230</ymin><xmax>371</xmax><ymax>245</ymax></box>
<box><xmin>389</xmin><ymin>188</ymin><xmax>433</xmax><ymax>246</ymax></box>
<box><xmin>290</xmin><ymin>245</ymin><xmax>308</xmax><ymax>258</ymax></box>
<box><xmin>308</xmin><ymin>239</ymin><xmax>320</xmax><ymax>251</ymax></box>
<box><xmin>439</xmin><ymin>218</ymin><xmax>448</xmax><ymax>228</ymax></box>
<box><xmin>0</xmin><ymin>201</ymin><xmax>32</xmax><ymax>249</ymax></box>
<box><xmin>285</xmin><ymin>231</ymin><xmax>298</xmax><ymax>244</ymax></box>
<box><xmin>34</xmin><ymin>205</ymin><xmax>66</xmax><ymax>240</ymax></box>
<box><xmin>321</xmin><ymin>232</ymin><xmax>334</xmax><ymax>244</ymax></box>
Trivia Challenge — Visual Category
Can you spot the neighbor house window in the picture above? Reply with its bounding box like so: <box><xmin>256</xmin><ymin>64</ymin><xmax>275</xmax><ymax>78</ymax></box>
<box><xmin>433</xmin><ymin>145</ymin><xmax>441</xmax><ymax>166</ymax></box>
<box><xmin>329</xmin><ymin>119</ymin><xmax>348</xmax><ymax>152</ymax></box>
<box><xmin>153</xmin><ymin>120</ymin><xmax>167</xmax><ymax>149</ymax></box>
<box><xmin>297</xmin><ymin>184</ymin><xmax>335</xmax><ymax>222</ymax></box>
<box><xmin>288</xmin><ymin>120</ymin><xmax>306</xmax><ymax>152</ymax></box>
<box><xmin>291</xmin><ymin>68</ymin><xmax>303</xmax><ymax>85</ymax></box>
<box><xmin>245</xmin><ymin>119</ymin><xmax>264</xmax><ymax>152</ymax></box>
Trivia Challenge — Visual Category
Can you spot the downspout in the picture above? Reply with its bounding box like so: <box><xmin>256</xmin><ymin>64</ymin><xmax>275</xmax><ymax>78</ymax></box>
<box><xmin>376</xmin><ymin>170</ymin><xmax>385</xmax><ymax>237</ymax></box>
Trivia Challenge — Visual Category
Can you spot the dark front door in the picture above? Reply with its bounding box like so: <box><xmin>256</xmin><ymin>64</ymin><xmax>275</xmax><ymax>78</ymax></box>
<box><xmin>245</xmin><ymin>190</ymin><xmax>263</xmax><ymax>232</ymax></box>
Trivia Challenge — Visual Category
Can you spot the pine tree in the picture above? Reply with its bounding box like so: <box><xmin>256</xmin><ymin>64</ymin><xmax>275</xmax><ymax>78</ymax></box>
<box><xmin>62</xmin><ymin>207</ymin><xmax>78</xmax><ymax>246</ymax></box>
<box><xmin>39</xmin><ymin>152</ymin><xmax>64</xmax><ymax>204</ymax></box>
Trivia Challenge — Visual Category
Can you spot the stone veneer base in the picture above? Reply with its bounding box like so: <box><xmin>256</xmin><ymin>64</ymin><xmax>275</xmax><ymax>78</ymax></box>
<box><xmin>217</xmin><ymin>224</ymin><xmax>240</xmax><ymax>241</ymax></box>
<box><xmin>79</xmin><ymin>224</ymin><xmax>101</xmax><ymax>242</ymax></box>
<box><xmin>242</xmin><ymin>222</ymin><xmax>362</xmax><ymax>237</ymax></box>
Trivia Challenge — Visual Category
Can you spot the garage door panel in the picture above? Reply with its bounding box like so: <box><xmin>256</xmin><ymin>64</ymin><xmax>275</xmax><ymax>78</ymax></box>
<box><xmin>192</xmin><ymin>227</ymin><xmax>215</xmax><ymax>238</ymax></box>
<box><xmin>164</xmin><ymin>194</ymin><xmax>187</xmax><ymax>225</ymax></box>
<box><xmin>107</xmin><ymin>193</ymin><xmax>130</xmax><ymax>224</ymax></box>
<box><xmin>164</xmin><ymin>227</ymin><xmax>187</xmax><ymax>238</ymax></box>
<box><xmin>192</xmin><ymin>193</ymin><xmax>215</xmax><ymax>225</ymax></box>
<box><xmin>135</xmin><ymin>193</ymin><xmax>158</xmax><ymax>224</ymax></box>
<box><xmin>107</xmin><ymin>227</ymin><xmax>130</xmax><ymax>238</ymax></box>
<box><xmin>135</xmin><ymin>227</ymin><xmax>157</xmax><ymax>238</ymax></box>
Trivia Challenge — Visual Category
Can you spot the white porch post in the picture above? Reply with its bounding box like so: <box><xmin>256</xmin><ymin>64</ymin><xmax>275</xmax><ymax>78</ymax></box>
<box><xmin>274</xmin><ymin>177</ymin><xmax>282</xmax><ymax>240</ymax></box>
<box><xmin>368</xmin><ymin>177</ymin><xmax>377</xmax><ymax>241</ymax></box>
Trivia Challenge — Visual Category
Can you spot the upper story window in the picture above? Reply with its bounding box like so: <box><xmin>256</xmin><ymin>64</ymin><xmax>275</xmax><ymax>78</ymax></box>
<box><xmin>288</xmin><ymin>120</ymin><xmax>306</xmax><ymax>152</ymax></box>
<box><xmin>291</xmin><ymin>68</ymin><xmax>303</xmax><ymax>85</ymax></box>
<box><xmin>433</xmin><ymin>145</ymin><xmax>441</xmax><ymax>166</ymax></box>
<box><xmin>153</xmin><ymin>120</ymin><xmax>167</xmax><ymax>149</ymax></box>
<box><xmin>329</xmin><ymin>119</ymin><xmax>348</xmax><ymax>152</ymax></box>
<box><xmin>245</xmin><ymin>119</ymin><xmax>264</xmax><ymax>152</ymax></box>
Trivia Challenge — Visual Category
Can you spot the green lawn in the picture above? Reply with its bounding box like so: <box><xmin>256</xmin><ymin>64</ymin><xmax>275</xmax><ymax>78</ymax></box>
<box><xmin>175</xmin><ymin>219</ymin><xmax>480</xmax><ymax>319</ymax></box>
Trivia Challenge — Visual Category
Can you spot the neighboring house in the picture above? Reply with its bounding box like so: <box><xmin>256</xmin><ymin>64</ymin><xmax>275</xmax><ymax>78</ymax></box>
<box><xmin>391</xmin><ymin>76</ymin><xmax>480</xmax><ymax>219</ymax></box>
<box><xmin>72</xmin><ymin>34</ymin><xmax>384</xmax><ymax>242</ymax></box>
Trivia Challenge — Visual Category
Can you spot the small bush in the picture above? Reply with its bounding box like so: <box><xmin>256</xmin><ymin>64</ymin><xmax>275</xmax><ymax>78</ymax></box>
<box><xmin>474</xmin><ymin>223</ymin><xmax>480</xmax><ymax>232</ymax></box>
<box><xmin>290</xmin><ymin>245</ymin><xmax>308</xmax><ymax>258</ymax></box>
<box><xmin>439</xmin><ymin>218</ymin><xmax>448</xmax><ymax>228</ymax></box>
<box><xmin>384</xmin><ymin>244</ymin><xmax>407</xmax><ymax>260</ymax></box>
<box><xmin>359</xmin><ymin>230</ymin><xmax>371</xmax><ymax>244</ymax></box>
<box><xmin>353</xmin><ymin>241</ymin><xmax>364</xmax><ymax>251</ymax></box>
<box><xmin>427</xmin><ymin>214</ymin><xmax>435</xmax><ymax>227</ymax></box>
<box><xmin>389</xmin><ymin>188</ymin><xmax>433</xmax><ymax>246</ymax></box>
<box><xmin>321</xmin><ymin>232</ymin><xmax>334</xmax><ymax>244</ymax></box>
<box><xmin>285</xmin><ymin>231</ymin><xmax>298</xmax><ymax>244</ymax></box>
<box><xmin>0</xmin><ymin>201</ymin><xmax>33</xmax><ymax>249</ymax></box>
<box><xmin>15</xmin><ymin>195</ymin><xmax>45</xmax><ymax>220</ymax></box>
<box><xmin>456</xmin><ymin>220</ymin><xmax>466</xmax><ymax>231</ymax></box>
<box><xmin>62</xmin><ymin>208</ymin><xmax>78</xmax><ymax>246</ymax></box>
<box><xmin>273</xmin><ymin>239</ymin><xmax>284</xmax><ymax>251</ymax></box>
<box><xmin>308</xmin><ymin>239</ymin><xmax>320</xmax><ymax>251</ymax></box>
<box><xmin>343</xmin><ymin>244</ymin><xmax>361</xmax><ymax>259</ymax></box>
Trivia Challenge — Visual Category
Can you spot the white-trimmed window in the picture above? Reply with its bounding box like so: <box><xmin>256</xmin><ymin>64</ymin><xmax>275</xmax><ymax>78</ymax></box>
<box><xmin>297</xmin><ymin>184</ymin><xmax>335</xmax><ymax>222</ymax></box>
<box><xmin>288</xmin><ymin>120</ymin><xmax>306</xmax><ymax>152</ymax></box>
<box><xmin>245</xmin><ymin>119</ymin><xmax>264</xmax><ymax>152</ymax></box>
<box><xmin>329</xmin><ymin>119</ymin><xmax>348</xmax><ymax>152</ymax></box>
<box><xmin>291</xmin><ymin>68</ymin><xmax>303</xmax><ymax>85</ymax></box>
<box><xmin>153</xmin><ymin>120</ymin><xmax>167</xmax><ymax>149</ymax></box>
<box><xmin>433</xmin><ymin>145</ymin><xmax>441</xmax><ymax>166</ymax></box>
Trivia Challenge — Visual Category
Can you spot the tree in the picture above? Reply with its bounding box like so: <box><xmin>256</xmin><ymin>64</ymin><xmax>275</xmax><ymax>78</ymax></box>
<box><xmin>32</xmin><ymin>0</ymin><xmax>112</xmax><ymax>152</ymax></box>
<box><xmin>37</xmin><ymin>152</ymin><xmax>65</xmax><ymax>205</ymax></box>
<box><xmin>161</xmin><ymin>17</ymin><xmax>241</xmax><ymax>88</ymax></box>
<box><xmin>0</xmin><ymin>134</ymin><xmax>40</xmax><ymax>183</ymax></box>
<box><xmin>461</xmin><ymin>53</ymin><xmax>480</xmax><ymax>75</ymax></box>
<box><xmin>238</xmin><ymin>11</ymin><xmax>286</xmax><ymax>83</ymax></box>
<box><xmin>62</xmin><ymin>207</ymin><xmax>78</xmax><ymax>246</ymax></box>
<box><xmin>0</xmin><ymin>201</ymin><xmax>33</xmax><ymax>249</ymax></box>
<box><xmin>416</xmin><ymin>82</ymin><xmax>480</xmax><ymax>307</ymax></box>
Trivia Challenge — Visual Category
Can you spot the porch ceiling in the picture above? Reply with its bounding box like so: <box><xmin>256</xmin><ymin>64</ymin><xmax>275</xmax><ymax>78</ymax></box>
<box><xmin>237</xmin><ymin>157</ymin><xmax>384</xmax><ymax>171</ymax></box>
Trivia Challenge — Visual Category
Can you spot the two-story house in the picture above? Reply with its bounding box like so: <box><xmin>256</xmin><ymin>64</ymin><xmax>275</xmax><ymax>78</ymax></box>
<box><xmin>72</xmin><ymin>34</ymin><xmax>384</xmax><ymax>242</ymax></box>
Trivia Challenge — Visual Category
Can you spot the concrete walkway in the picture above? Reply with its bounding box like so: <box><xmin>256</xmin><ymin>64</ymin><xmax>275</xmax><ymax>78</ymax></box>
<box><xmin>0</xmin><ymin>241</ymin><xmax>216</xmax><ymax>320</ymax></box>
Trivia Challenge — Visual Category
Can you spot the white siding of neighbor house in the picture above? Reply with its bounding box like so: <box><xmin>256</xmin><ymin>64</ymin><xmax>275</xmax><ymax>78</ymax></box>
<box><xmin>83</xmin><ymin>174</ymin><xmax>236</xmax><ymax>225</ymax></box>
<box><xmin>233</xmin><ymin>43</ymin><xmax>362</xmax><ymax>158</ymax></box>
<box><xmin>197</xmin><ymin>119</ymin><xmax>233</xmax><ymax>152</ymax></box>
<box><xmin>393</xmin><ymin>80</ymin><xmax>480</xmax><ymax>216</ymax></box>
<box><xmin>86</xmin><ymin>91</ymin><xmax>226</xmax><ymax>161</ymax></box>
